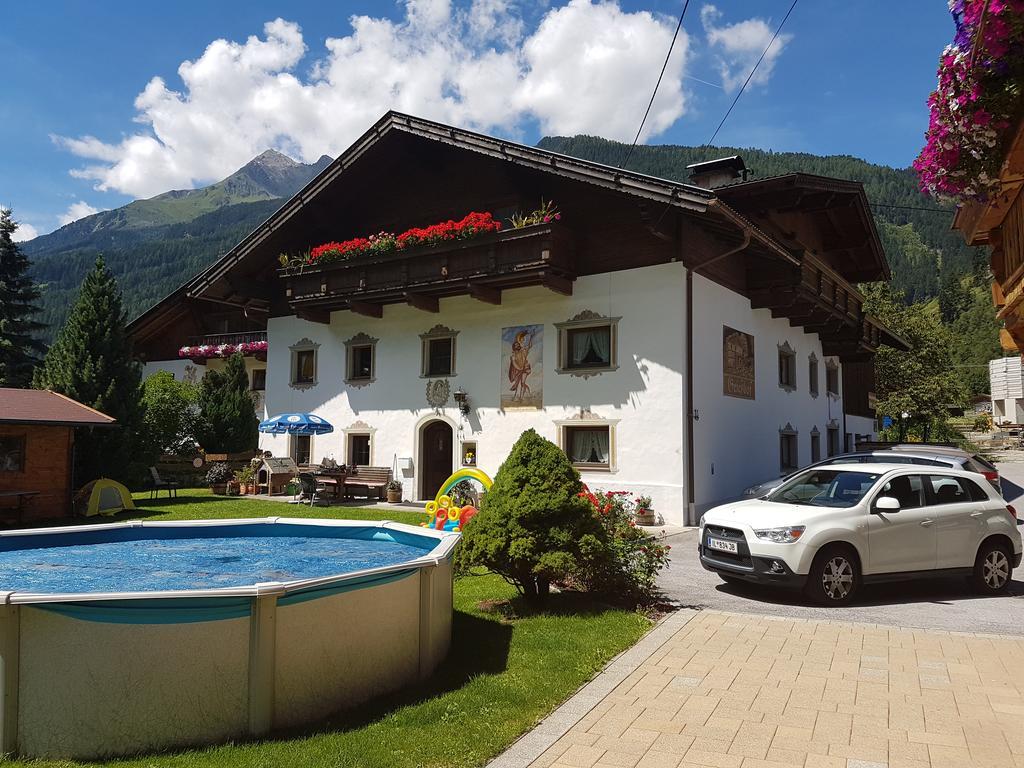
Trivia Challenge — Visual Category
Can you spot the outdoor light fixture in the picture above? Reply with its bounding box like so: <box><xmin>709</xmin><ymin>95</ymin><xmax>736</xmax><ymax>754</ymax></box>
<box><xmin>453</xmin><ymin>387</ymin><xmax>470</xmax><ymax>415</ymax></box>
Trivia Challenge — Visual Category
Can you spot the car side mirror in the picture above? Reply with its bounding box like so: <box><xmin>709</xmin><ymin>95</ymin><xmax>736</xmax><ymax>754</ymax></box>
<box><xmin>874</xmin><ymin>496</ymin><xmax>900</xmax><ymax>513</ymax></box>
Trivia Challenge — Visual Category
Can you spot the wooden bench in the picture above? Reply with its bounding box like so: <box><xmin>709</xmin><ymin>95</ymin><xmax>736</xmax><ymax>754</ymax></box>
<box><xmin>343</xmin><ymin>467</ymin><xmax>392</xmax><ymax>500</ymax></box>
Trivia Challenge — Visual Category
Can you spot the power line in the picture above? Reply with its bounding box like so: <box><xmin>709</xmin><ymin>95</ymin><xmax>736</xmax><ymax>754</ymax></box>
<box><xmin>705</xmin><ymin>0</ymin><xmax>799</xmax><ymax>147</ymax></box>
<box><xmin>620</xmin><ymin>0</ymin><xmax>691</xmax><ymax>169</ymax></box>
<box><xmin>868</xmin><ymin>202</ymin><xmax>954</xmax><ymax>214</ymax></box>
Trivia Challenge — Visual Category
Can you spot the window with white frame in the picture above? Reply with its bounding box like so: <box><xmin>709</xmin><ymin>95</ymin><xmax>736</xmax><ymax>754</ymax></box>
<box><xmin>420</xmin><ymin>325</ymin><xmax>458</xmax><ymax>377</ymax></box>
<box><xmin>557</xmin><ymin>410</ymin><xmax>618</xmax><ymax>471</ymax></box>
<box><xmin>347</xmin><ymin>433</ymin><xmax>371</xmax><ymax>466</ymax></box>
<box><xmin>289</xmin><ymin>338</ymin><xmax>319</xmax><ymax>390</ymax></box>
<box><xmin>344</xmin><ymin>332</ymin><xmax>378</xmax><ymax>387</ymax></box>
<box><xmin>291</xmin><ymin>434</ymin><xmax>312</xmax><ymax>465</ymax></box>
<box><xmin>555</xmin><ymin>310</ymin><xmax>620</xmax><ymax>376</ymax></box>
<box><xmin>251</xmin><ymin>368</ymin><xmax>266</xmax><ymax>391</ymax></box>
<box><xmin>778</xmin><ymin>342</ymin><xmax>796</xmax><ymax>392</ymax></box>
<box><xmin>779</xmin><ymin>424</ymin><xmax>798</xmax><ymax>472</ymax></box>
<box><xmin>808</xmin><ymin>353</ymin><xmax>819</xmax><ymax>398</ymax></box>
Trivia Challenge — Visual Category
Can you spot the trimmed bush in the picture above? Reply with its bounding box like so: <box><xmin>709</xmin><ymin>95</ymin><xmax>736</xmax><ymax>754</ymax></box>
<box><xmin>458</xmin><ymin>429</ymin><xmax>601</xmax><ymax>600</ymax></box>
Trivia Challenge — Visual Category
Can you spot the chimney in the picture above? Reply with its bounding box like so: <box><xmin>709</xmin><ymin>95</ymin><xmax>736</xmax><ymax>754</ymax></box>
<box><xmin>686</xmin><ymin>156</ymin><xmax>748</xmax><ymax>189</ymax></box>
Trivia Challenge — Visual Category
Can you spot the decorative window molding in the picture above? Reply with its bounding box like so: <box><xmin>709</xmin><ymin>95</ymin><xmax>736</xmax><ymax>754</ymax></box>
<box><xmin>825</xmin><ymin>358</ymin><xmax>840</xmax><ymax>399</ymax></box>
<box><xmin>779</xmin><ymin>423</ymin><xmax>798</xmax><ymax>472</ymax></box>
<box><xmin>777</xmin><ymin>341</ymin><xmax>797</xmax><ymax>392</ymax></box>
<box><xmin>808</xmin><ymin>353</ymin><xmax>819</xmax><ymax>398</ymax></box>
<box><xmin>555</xmin><ymin>310</ymin><xmax>620</xmax><ymax>378</ymax></box>
<box><xmin>343</xmin><ymin>421</ymin><xmax>376</xmax><ymax>466</ymax></box>
<box><xmin>344</xmin><ymin>332</ymin><xmax>378</xmax><ymax>388</ymax></box>
<box><xmin>420</xmin><ymin>324</ymin><xmax>459</xmax><ymax>378</ymax></box>
<box><xmin>289</xmin><ymin>338</ymin><xmax>319</xmax><ymax>391</ymax></box>
<box><xmin>555</xmin><ymin>409</ymin><xmax>619</xmax><ymax>472</ymax></box>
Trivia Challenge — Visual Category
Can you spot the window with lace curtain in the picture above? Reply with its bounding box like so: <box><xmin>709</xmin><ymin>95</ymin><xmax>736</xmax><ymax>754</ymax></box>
<box><xmin>555</xmin><ymin>311</ymin><xmax>620</xmax><ymax>376</ymax></box>
<box><xmin>564</xmin><ymin>426</ymin><xmax>611</xmax><ymax>469</ymax></box>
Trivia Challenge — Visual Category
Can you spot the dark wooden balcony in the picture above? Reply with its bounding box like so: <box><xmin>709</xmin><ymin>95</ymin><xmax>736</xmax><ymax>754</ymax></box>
<box><xmin>281</xmin><ymin>223</ymin><xmax>575</xmax><ymax>319</ymax></box>
<box><xmin>747</xmin><ymin>256</ymin><xmax>892</xmax><ymax>359</ymax></box>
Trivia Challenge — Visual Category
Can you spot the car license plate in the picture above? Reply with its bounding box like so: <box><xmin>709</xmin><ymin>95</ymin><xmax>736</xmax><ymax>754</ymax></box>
<box><xmin>707</xmin><ymin>537</ymin><xmax>738</xmax><ymax>554</ymax></box>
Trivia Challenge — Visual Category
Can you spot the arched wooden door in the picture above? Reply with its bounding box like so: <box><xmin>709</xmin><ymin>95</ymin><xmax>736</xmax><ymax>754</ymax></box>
<box><xmin>420</xmin><ymin>421</ymin><xmax>454</xmax><ymax>499</ymax></box>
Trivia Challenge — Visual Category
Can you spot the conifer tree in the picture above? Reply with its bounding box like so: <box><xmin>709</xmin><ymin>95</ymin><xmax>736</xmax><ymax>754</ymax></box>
<box><xmin>196</xmin><ymin>352</ymin><xmax>259</xmax><ymax>453</ymax></box>
<box><xmin>34</xmin><ymin>256</ymin><xmax>143</xmax><ymax>484</ymax></box>
<box><xmin>0</xmin><ymin>209</ymin><xmax>46</xmax><ymax>387</ymax></box>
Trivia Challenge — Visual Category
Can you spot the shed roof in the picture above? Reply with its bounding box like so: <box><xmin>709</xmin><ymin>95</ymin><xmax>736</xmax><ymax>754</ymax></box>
<box><xmin>0</xmin><ymin>389</ymin><xmax>117</xmax><ymax>427</ymax></box>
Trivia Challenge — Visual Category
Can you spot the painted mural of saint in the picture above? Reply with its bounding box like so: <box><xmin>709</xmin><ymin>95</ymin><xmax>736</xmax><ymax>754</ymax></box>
<box><xmin>508</xmin><ymin>329</ymin><xmax>535</xmax><ymax>401</ymax></box>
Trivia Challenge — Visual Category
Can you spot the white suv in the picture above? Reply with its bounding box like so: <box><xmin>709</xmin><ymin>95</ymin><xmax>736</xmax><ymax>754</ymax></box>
<box><xmin>699</xmin><ymin>463</ymin><xmax>1022</xmax><ymax>605</ymax></box>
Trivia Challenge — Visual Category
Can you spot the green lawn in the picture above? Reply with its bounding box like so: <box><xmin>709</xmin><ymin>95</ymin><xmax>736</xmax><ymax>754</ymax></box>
<box><xmin>6</xmin><ymin>492</ymin><xmax>652</xmax><ymax>768</ymax></box>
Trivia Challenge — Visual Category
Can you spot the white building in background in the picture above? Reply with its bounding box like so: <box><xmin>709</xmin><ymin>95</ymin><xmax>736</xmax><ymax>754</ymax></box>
<box><xmin>129</xmin><ymin>113</ymin><xmax>903</xmax><ymax>524</ymax></box>
<box><xmin>990</xmin><ymin>356</ymin><xmax>1024</xmax><ymax>424</ymax></box>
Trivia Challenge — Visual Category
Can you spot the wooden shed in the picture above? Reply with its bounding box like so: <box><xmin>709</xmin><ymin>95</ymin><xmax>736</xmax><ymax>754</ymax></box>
<box><xmin>0</xmin><ymin>389</ymin><xmax>116</xmax><ymax>523</ymax></box>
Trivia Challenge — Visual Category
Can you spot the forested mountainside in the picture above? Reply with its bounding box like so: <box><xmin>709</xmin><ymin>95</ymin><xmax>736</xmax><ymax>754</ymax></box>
<box><xmin>537</xmin><ymin>135</ymin><xmax>980</xmax><ymax>302</ymax></box>
<box><xmin>539</xmin><ymin>135</ymin><xmax>1001</xmax><ymax>396</ymax></box>
<box><xmin>24</xmin><ymin>151</ymin><xmax>331</xmax><ymax>339</ymax></box>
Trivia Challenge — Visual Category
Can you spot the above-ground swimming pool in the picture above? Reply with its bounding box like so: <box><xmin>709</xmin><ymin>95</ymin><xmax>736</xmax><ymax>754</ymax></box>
<box><xmin>0</xmin><ymin>518</ymin><xmax>458</xmax><ymax>759</ymax></box>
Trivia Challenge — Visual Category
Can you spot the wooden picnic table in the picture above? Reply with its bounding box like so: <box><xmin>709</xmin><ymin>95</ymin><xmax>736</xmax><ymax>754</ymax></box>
<box><xmin>0</xmin><ymin>490</ymin><xmax>40</xmax><ymax>526</ymax></box>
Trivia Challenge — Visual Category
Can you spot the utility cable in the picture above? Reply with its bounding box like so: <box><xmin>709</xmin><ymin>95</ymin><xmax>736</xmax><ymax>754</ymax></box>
<box><xmin>620</xmin><ymin>0</ymin><xmax>691</xmax><ymax>169</ymax></box>
<box><xmin>705</xmin><ymin>0</ymin><xmax>799</xmax><ymax>147</ymax></box>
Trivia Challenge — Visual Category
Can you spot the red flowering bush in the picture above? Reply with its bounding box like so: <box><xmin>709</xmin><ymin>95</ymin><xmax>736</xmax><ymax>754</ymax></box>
<box><xmin>915</xmin><ymin>0</ymin><xmax>1024</xmax><ymax>200</ymax></box>
<box><xmin>575</xmin><ymin>488</ymin><xmax>670</xmax><ymax>602</ymax></box>
<box><xmin>304</xmin><ymin>212</ymin><xmax>501</xmax><ymax>267</ymax></box>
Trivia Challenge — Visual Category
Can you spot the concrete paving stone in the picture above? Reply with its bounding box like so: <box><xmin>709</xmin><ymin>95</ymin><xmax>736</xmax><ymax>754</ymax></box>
<box><xmin>557</xmin><ymin>744</ymin><xmax>607</xmax><ymax>767</ymax></box>
<box><xmin>926</xmin><ymin>743</ymin><xmax>974</xmax><ymax>768</ymax></box>
<box><xmin>801</xmin><ymin>754</ymin><xmax>845</xmax><ymax>768</ymax></box>
<box><xmin>635</xmin><ymin>751</ymin><xmax>684</xmax><ymax>768</ymax></box>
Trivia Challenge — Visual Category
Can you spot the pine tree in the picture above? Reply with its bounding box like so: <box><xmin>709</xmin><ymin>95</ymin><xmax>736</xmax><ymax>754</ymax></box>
<box><xmin>0</xmin><ymin>209</ymin><xmax>46</xmax><ymax>386</ymax></box>
<box><xmin>33</xmin><ymin>256</ymin><xmax>144</xmax><ymax>484</ymax></box>
<box><xmin>196</xmin><ymin>352</ymin><xmax>259</xmax><ymax>453</ymax></box>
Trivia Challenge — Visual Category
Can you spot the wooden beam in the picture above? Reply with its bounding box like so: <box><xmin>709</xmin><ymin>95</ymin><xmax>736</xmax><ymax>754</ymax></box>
<box><xmin>350</xmin><ymin>301</ymin><xmax>383</xmax><ymax>319</ymax></box>
<box><xmin>226</xmin><ymin>277</ymin><xmax>272</xmax><ymax>302</ymax></box>
<box><xmin>405</xmin><ymin>293</ymin><xmax>440</xmax><ymax>313</ymax></box>
<box><xmin>467</xmin><ymin>283</ymin><xmax>502</xmax><ymax>305</ymax></box>
<box><xmin>297</xmin><ymin>310</ymin><xmax>331</xmax><ymax>325</ymax></box>
<box><xmin>540</xmin><ymin>272</ymin><xmax>573</xmax><ymax>296</ymax></box>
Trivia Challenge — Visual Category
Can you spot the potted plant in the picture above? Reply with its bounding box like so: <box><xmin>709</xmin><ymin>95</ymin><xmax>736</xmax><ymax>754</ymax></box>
<box><xmin>205</xmin><ymin>462</ymin><xmax>233</xmax><ymax>495</ymax></box>
<box><xmin>234</xmin><ymin>465</ymin><xmax>256</xmax><ymax>495</ymax></box>
<box><xmin>634</xmin><ymin>495</ymin><xmax>657</xmax><ymax>526</ymax></box>
<box><xmin>386</xmin><ymin>479</ymin><xmax>403</xmax><ymax>504</ymax></box>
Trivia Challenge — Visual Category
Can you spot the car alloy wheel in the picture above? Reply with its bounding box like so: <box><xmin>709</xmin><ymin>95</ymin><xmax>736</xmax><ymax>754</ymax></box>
<box><xmin>821</xmin><ymin>556</ymin><xmax>854</xmax><ymax>601</ymax></box>
<box><xmin>983</xmin><ymin>550</ymin><xmax>1010</xmax><ymax>590</ymax></box>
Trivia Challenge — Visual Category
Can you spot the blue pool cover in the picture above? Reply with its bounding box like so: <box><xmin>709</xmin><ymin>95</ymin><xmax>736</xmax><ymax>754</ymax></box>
<box><xmin>0</xmin><ymin>523</ymin><xmax>434</xmax><ymax>595</ymax></box>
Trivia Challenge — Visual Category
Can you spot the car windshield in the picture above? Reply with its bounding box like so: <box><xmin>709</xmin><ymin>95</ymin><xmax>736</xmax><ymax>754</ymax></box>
<box><xmin>766</xmin><ymin>469</ymin><xmax>880</xmax><ymax>508</ymax></box>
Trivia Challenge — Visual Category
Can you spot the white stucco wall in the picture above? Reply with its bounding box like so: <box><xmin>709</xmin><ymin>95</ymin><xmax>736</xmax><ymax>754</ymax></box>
<box><xmin>691</xmin><ymin>272</ymin><xmax>847</xmax><ymax>514</ymax></box>
<box><xmin>140</xmin><ymin>357</ymin><xmax>268</xmax><ymax>417</ymax></box>
<box><xmin>262</xmin><ymin>263</ymin><xmax>688</xmax><ymax>520</ymax></box>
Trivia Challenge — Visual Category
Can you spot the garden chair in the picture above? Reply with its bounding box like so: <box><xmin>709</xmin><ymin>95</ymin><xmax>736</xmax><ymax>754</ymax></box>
<box><xmin>148</xmin><ymin>467</ymin><xmax>179</xmax><ymax>500</ymax></box>
<box><xmin>296</xmin><ymin>472</ymin><xmax>328</xmax><ymax>507</ymax></box>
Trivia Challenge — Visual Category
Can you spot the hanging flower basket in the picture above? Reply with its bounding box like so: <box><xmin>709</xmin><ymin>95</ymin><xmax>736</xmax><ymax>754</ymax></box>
<box><xmin>178</xmin><ymin>340</ymin><xmax>269</xmax><ymax>360</ymax></box>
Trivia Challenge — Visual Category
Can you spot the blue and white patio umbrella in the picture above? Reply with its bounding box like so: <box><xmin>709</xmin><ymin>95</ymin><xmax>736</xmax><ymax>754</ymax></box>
<box><xmin>258</xmin><ymin>413</ymin><xmax>334</xmax><ymax>435</ymax></box>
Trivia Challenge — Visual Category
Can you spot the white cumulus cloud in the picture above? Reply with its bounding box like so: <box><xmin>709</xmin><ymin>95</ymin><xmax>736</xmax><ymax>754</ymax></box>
<box><xmin>54</xmin><ymin>1</ymin><xmax>694</xmax><ymax>198</ymax></box>
<box><xmin>701</xmin><ymin>4</ymin><xmax>792</xmax><ymax>93</ymax></box>
<box><xmin>58</xmin><ymin>200</ymin><xmax>104</xmax><ymax>226</ymax></box>
<box><xmin>11</xmin><ymin>221</ymin><xmax>39</xmax><ymax>242</ymax></box>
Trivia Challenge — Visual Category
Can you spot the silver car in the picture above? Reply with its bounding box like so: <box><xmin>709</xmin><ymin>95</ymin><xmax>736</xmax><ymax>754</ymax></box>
<box><xmin>742</xmin><ymin>447</ymin><xmax>1002</xmax><ymax>500</ymax></box>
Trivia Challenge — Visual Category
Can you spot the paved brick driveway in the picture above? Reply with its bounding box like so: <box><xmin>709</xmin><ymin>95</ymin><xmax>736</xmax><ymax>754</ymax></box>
<box><xmin>521</xmin><ymin>610</ymin><xmax>1024</xmax><ymax>768</ymax></box>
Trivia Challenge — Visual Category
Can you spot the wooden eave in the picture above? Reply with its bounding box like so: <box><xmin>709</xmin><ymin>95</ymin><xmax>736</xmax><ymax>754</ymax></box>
<box><xmin>716</xmin><ymin>173</ymin><xmax>889</xmax><ymax>282</ymax></box>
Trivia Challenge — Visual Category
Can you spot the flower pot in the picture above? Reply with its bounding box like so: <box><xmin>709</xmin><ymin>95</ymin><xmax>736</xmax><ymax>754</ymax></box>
<box><xmin>387</xmin><ymin>489</ymin><xmax>402</xmax><ymax>503</ymax></box>
<box><xmin>211</xmin><ymin>483</ymin><xmax>228</xmax><ymax>495</ymax></box>
<box><xmin>635</xmin><ymin>510</ymin><xmax>658</xmax><ymax>526</ymax></box>
<box><xmin>239</xmin><ymin>484</ymin><xmax>250</xmax><ymax>495</ymax></box>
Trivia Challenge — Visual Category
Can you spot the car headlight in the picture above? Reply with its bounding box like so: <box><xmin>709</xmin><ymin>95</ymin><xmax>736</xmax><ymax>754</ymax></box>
<box><xmin>753</xmin><ymin>526</ymin><xmax>805</xmax><ymax>543</ymax></box>
<box><xmin>698</xmin><ymin>514</ymin><xmax>705</xmax><ymax>529</ymax></box>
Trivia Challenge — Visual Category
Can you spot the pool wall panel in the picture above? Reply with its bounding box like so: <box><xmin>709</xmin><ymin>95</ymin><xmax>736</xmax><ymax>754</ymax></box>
<box><xmin>17</xmin><ymin>607</ymin><xmax>250</xmax><ymax>759</ymax></box>
<box><xmin>273</xmin><ymin>572</ymin><xmax>421</xmax><ymax>729</ymax></box>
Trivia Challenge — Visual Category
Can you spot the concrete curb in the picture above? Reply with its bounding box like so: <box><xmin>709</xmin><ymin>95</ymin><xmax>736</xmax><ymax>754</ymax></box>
<box><xmin>486</xmin><ymin>607</ymin><xmax>699</xmax><ymax>768</ymax></box>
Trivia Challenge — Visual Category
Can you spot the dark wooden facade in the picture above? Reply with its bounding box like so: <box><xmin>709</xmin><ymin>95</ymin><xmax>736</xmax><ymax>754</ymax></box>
<box><xmin>0</xmin><ymin>424</ymin><xmax>73</xmax><ymax>522</ymax></box>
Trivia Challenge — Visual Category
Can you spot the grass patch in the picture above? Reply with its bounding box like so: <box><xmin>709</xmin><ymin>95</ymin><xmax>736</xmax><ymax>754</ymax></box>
<box><xmin>5</xmin><ymin>493</ymin><xmax>652</xmax><ymax>768</ymax></box>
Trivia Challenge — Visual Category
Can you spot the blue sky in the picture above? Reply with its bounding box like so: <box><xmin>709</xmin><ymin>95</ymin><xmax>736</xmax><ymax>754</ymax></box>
<box><xmin>1</xmin><ymin>1</ymin><xmax>954</xmax><ymax>240</ymax></box>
